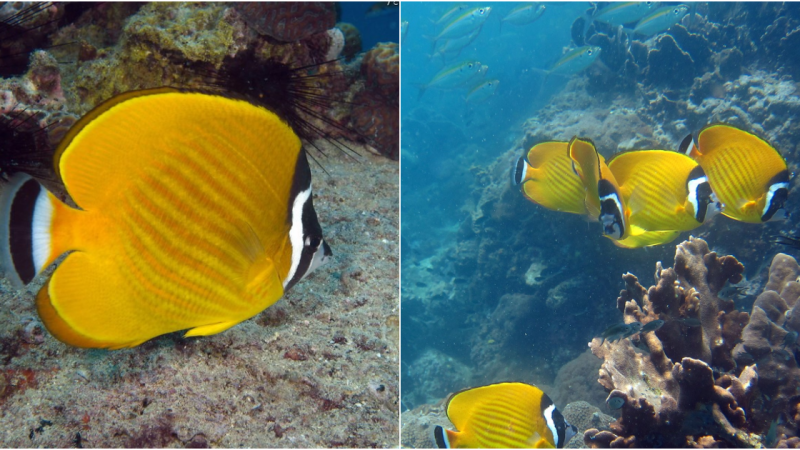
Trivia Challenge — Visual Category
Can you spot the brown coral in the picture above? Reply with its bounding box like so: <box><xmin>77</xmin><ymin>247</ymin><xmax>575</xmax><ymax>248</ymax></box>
<box><xmin>361</xmin><ymin>42</ymin><xmax>399</xmax><ymax>99</ymax></box>
<box><xmin>585</xmin><ymin>238</ymin><xmax>773</xmax><ymax>448</ymax></box>
<box><xmin>348</xmin><ymin>43</ymin><xmax>399</xmax><ymax>160</ymax></box>
<box><xmin>337</xmin><ymin>22</ymin><xmax>362</xmax><ymax>61</ymax></box>
<box><xmin>233</xmin><ymin>2</ymin><xmax>336</xmax><ymax>42</ymax></box>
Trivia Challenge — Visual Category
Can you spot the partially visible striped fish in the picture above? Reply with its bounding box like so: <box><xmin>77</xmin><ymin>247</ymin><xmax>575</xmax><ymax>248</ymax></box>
<box><xmin>0</xmin><ymin>89</ymin><xmax>331</xmax><ymax>349</ymax></box>
<box><xmin>682</xmin><ymin>123</ymin><xmax>789</xmax><ymax>223</ymax></box>
<box><xmin>548</xmin><ymin>46</ymin><xmax>601</xmax><ymax>75</ymax></box>
<box><xmin>416</xmin><ymin>60</ymin><xmax>484</xmax><ymax>98</ymax></box>
<box><xmin>433</xmin><ymin>6</ymin><xmax>491</xmax><ymax>43</ymax></box>
<box><xmin>501</xmin><ymin>3</ymin><xmax>546</xmax><ymax>29</ymax></box>
<box><xmin>628</xmin><ymin>4</ymin><xmax>689</xmax><ymax>36</ymax></box>
<box><xmin>433</xmin><ymin>382</ymin><xmax>577</xmax><ymax>448</ymax></box>
<box><xmin>465</xmin><ymin>79</ymin><xmax>499</xmax><ymax>103</ymax></box>
<box><xmin>592</xmin><ymin>2</ymin><xmax>658</xmax><ymax>27</ymax></box>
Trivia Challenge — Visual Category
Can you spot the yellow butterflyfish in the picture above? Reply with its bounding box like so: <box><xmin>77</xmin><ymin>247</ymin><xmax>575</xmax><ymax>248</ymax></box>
<box><xmin>0</xmin><ymin>89</ymin><xmax>331</xmax><ymax>349</ymax></box>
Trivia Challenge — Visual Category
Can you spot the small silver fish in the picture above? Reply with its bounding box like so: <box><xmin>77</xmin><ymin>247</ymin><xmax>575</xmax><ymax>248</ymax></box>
<box><xmin>629</xmin><ymin>4</ymin><xmax>689</xmax><ymax>36</ymax></box>
<box><xmin>401</xmin><ymin>21</ymin><xmax>409</xmax><ymax>44</ymax></box>
<box><xmin>599</xmin><ymin>321</ymin><xmax>641</xmax><ymax>343</ymax></box>
<box><xmin>548</xmin><ymin>46</ymin><xmax>602</xmax><ymax>76</ymax></box>
<box><xmin>466</xmin><ymin>79</ymin><xmax>499</xmax><ymax>103</ymax></box>
<box><xmin>417</xmin><ymin>60</ymin><xmax>484</xmax><ymax>98</ymax></box>
<box><xmin>718</xmin><ymin>280</ymin><xmax>746</xmax><ymax>300</ymax></box>
<box><xmin>640</xmin><ymin>319</ymin><xmax>664</xmax><ymax>333</ymax></box>
<box><xmin>434</xmin><ymin>6</ymin><xmax>492</xmax><ymax>43</ymax></box>
<box><xmin>432</xmin><ymin>28</ymin><xmax>480</xmax><ymax>63</ymax></box>
<box><xmin>501</xmin><ymin>3</ymin><xmax>546</xmax><ymax>28</ymax></box>
<box><xmin>436</xmin><ymin>4</ymin><xmax>469</xmax><ymax>26</ymax></box>
<box><xmin>592</xmin><ymin>2</ymin><xmax>659</xmax><ymax>27</ymax></box>
<box><xmin>622</xmin><ymin>321</ymin><xmax>643</xmax><ymax>338</ymax></box>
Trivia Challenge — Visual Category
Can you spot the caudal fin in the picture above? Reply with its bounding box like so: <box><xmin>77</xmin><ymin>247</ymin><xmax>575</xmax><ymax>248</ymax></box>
<box><xmin>433</xmin><ymin>426</ymin><xmax>451</xmax><ymax>448</ymax></box>
<box><xmin>512</xmin><ymin>156</ymin><xmax>530</xmax><ymax>186</ymax></box>
<box><xmin>0</xmin><ymin>173</ymin><xmax>58</xmax><ymax>287</ymax></box>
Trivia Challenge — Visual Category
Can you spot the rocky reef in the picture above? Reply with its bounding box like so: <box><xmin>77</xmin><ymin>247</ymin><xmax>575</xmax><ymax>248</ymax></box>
<box><xmin>584</xmin><ymin>238</ymin><xmax>800</xmax><ymax>448</ymax></box>
<box><xmin>1</xmin><ymin>2</ymin><xmax>399</xmax><ymax>161</ymax></box>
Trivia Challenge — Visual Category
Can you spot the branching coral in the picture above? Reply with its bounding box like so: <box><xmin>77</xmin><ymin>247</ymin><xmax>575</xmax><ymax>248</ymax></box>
<box><xmin>584</xmin><ymin>237</ymin><xmax>800</xmax><ymax>448</ymax></box>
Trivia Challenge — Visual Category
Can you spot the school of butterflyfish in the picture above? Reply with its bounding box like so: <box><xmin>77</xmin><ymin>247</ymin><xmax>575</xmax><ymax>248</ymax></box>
<box><xmin>512</xmin><ymin>124</ymin><xmax>790</xmax><ymax>249</ymax></box>
<box><xmin>0</xmin><ymin>87</ymin><xmax>332</xmax><ymax>349</ymax></box>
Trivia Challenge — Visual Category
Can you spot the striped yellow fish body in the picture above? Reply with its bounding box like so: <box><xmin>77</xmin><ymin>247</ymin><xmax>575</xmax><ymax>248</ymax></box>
<box><xmin>512</xmin><ymin>142</ymin><xmax>588</xmax><ymax>215</ymax></box>
<box><xmin>0</xmin><ymin>89</ymin><xmax>331</xmax><ymax>349</ymax></box>
<box><xmin>433</xmin><ymin>382</ymin><xmax>577</xmax><ymax>448</ymax></box>
<box><xmin>682</xmin><ymin>124</ymin><xmax>789</xmax><ymax>223</ymax></box>
<box><xmin>568</xmin><ymin>137</ymin><xmax>630</xmax><ymax>240</ymax></box>
<box><xmin>608</xmin><ymin>150</ymin><xmax>721</xmax><ymax>233</ymax></box>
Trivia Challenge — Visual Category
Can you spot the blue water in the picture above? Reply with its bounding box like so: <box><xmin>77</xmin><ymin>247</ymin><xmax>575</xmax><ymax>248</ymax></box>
<box><xmin>340</xmin><ymin>1</ymin><xmax>400</xmax><ymax>48</ymax></box>
<box><xmin>401</xmin><ymin>2</ymin><xmax>800</xmax><ymax>447</ymax></box>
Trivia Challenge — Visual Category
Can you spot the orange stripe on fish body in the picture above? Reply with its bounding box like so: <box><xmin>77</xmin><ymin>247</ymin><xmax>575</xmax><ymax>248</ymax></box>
<box><xmin>433</xmin><ymin>382</ymin><xmax>577</xmax><ymax>448</ymax></box>
<box><xmin>607</xmin><ymin>150</ymin><xmax>720</xmax><ymax>234</ymax></box>
<box><xmin>512</xmin><ymin>142</ymin><xmax>588</xmax><ymax>215</ymax></box>
<box><xmin>567</xmin><ymin>137</ymin><xmax>629</xmax><ymax>240</ymax></box>
<box><xmin>0</xmin><ymin>90</ymin><xmax>332</xmax><ymax>349</ymax></box>
<box><xmin>686</xmin><ymin>124</ymin><xmax>789</xmax><ymax>223</ymax></box>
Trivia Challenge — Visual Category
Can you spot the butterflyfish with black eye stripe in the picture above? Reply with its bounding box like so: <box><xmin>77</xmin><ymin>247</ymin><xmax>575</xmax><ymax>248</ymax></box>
<box><xmin>607</xmin><ymin>150</ymin><xmax>721</xmax><ymax>234</ymax></box>
<box><xmin>567</xmin><ymin>137</ymin><xmax>629</xmax><ymax>240</ymax></box>
<box><xmin>432</xmin><ymin>382</ymin><xmax>577</xmax><ymax>448</ymax></box>
<box><xmin>512</xmin><ymin>141</ymin><xmax>588</xmax><ymax>216</ymax></box>
<box><xmin>0</xmin><ymin>88</ymin><xmax>331</xmax><ymax>349</ymax></box>
<box><xmin>681</xmin><ymin>123</ymin><xmax>790</xmax><ymax>223</ymax></box>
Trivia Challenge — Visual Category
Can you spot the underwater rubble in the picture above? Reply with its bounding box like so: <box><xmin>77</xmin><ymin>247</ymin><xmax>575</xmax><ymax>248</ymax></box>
<box><xmin>585</xmin><ymin>237</ymin><xmax>800</xmax><ymax>448</ymax></box>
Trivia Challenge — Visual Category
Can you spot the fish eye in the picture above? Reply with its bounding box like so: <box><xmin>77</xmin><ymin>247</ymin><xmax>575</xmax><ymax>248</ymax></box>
<box><xmin>479</xmin><ymin>8</ymin><xmax>485</xmax><ymax>14</ymax></box>
<box><xmin>587</xmin><ymin>49</ymin><xmax>593</xmax><ymax>55</ymax></box>
<box><xmin>306</xmin><ymin>236</ymin><xmax>322</xmax><ymax>248</ymax></box>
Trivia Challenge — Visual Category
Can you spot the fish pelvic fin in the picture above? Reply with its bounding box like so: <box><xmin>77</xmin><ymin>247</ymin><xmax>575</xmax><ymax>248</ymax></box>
<box><xmin>0</xmin><ymin>173</ymin><xmax>83</xmax><ymax>287</ymax></box>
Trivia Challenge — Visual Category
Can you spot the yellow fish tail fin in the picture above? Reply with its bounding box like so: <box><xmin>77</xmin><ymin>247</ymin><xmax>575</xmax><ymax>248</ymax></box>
<box><xmin>433</xmin><ymin>425</ymin><xmax>457</xmax><ymax>448</ymax></box>
<box><xmin>36</xmin><ymin>257</ymin><xmax>145</xmax><ymax>349</ymax></box>
<box><xmin>0</xmin><ymin>173</ymin><xmax>82</xmax><ymax>287</ymax></box>
<box><xmin>513</xmin><ymin>156</ymin><xmax>532</xmax><ymax>186</ymax></box>
<box><xmin>679</xmin><ymin>132</ymin><xmax>700</xmax><ymax>157</ymax></box>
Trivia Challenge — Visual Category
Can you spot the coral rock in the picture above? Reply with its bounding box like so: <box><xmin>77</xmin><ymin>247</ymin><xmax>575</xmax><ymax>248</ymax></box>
<box><xmin>234</xmin><ymin>2</ymin><xmax>336</xmax><ymax>42</ymax></box>
<box><xmin>587</xmin><ymin>238</ymin><xmax>789</xmax><ymax>447</ymax></box>
<box><xmin>337</xmin><ymin>22</ymin><xmax>362</xmax><ymax>61</ymax></box>
<box><xmin>361</xmin><ymin>42</ymin><xmax>399</xmax><ymax>98</ymax></box>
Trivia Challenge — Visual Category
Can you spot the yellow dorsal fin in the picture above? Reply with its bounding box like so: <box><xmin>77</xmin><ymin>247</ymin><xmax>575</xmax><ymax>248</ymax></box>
<box><xmin>568</xmin><ymin>137</ymin><xmax>606</xmax><ymax>219</ymax></box>
<box><xmin>53</xmin><ymin>88</ymin><xmax>180</xmax><ymax>177</ymax></box>
<box><xmin>526</xmin><ymin>141</ymin><xmax>568</xmax><ymax>169</ymax></box>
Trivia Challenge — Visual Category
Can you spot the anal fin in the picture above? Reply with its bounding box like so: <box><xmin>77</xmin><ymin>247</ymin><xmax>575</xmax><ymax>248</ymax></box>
<box><xmin>184</xmin><ymin>320</ymin><xmax>243</xmax><ymax>337</ymax></box>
